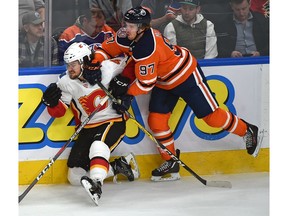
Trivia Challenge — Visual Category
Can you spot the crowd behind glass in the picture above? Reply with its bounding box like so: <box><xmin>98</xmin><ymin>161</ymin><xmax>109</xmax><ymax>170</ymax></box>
<box><xmin>18</xmin><ymin>0</ymin><xmax>269</xmax><ymax>68</ymax></box>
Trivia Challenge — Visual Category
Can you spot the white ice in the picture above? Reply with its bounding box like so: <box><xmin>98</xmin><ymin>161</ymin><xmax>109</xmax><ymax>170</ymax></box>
<box><xmin>18</xmin><ymin>172</ymin><xmax>269</xmax><ymax>216</ymax></box>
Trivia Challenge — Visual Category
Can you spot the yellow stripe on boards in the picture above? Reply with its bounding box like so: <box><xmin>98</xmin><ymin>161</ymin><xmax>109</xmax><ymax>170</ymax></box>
<box><xmin>19</xmin><ymin>148</ymin><xmax>269</xmax><ymax>185</ymax></box>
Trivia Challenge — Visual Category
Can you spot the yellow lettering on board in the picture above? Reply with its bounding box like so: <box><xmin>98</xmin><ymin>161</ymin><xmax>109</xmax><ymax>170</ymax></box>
<box><xmin>47</xmin><ymin>108</ymin><xmax>75</xmax><ymax>141</ymax></box>
<box><xmin>125</xmin><ymin>107</ymin><xmax>140</xmax><ymax>137</ymax></box>
<box><xmin>18</xmin><ymin>88</ymin><xmax>44</xmax><ymax>143</ymax></box>
<box><xmin>169</xmin><ymin>97</ymin><xmax>187</xmax><ymax>132</ymax></box>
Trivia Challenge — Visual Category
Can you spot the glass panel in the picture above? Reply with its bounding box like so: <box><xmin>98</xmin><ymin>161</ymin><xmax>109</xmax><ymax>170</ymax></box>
<box><xmin>18</xmin><ymin>0</ymin><xmax>269</xmax><ymax>69</ymax></box>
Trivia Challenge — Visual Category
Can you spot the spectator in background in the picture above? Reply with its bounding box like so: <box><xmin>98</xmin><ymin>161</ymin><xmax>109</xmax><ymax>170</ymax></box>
<box><xmin>116</xmin><ymin>0</ymin><xmax>133</xmax><ymax>25</ymax></box>
<box><xmin>89</xmin><ymin>0</ymin><xmax>115</xmax><ymax>22</ymax></box>
<box><xmin>250</xmin><ymin>0</ymin><xmax>269</xmax><ymax>18</ymax></box>
<box><xmin>116</xmin><ymin>0</ymin><xmax>145</xmax><ymax>26</ymax></box>
<box><xmin>19</xmin><ymin>0</ymin><xmax>45</xmax><ymax>31</ymax></box>
<box><xmin>215</xmin><ymin>0</ymin><xmax>269</xmax><ymax>58</ymax></box>
<box><xmin>58</xmin><ymin>8</ymin><xmax>115</xmax><ymax>65</ymax></box>
<box><xmin>164</xmin><ymin>0</ymin><xmax>218</xmax><ymax>59</ymax></box>
<box><xmin>89</xmin><ymin>1</ymin><xmax>144</xmax><ymax>30</ymax></box>
<box><xmin>198</xmin><ymin>0</ymin><xmax>232</xmax><ymax>33</ymax></box>
<box><xmin>89</xmin><ymin>0</ymin><xmax>122</xmax><ymax>31</ymax></box>
<box><xmin>19</xmin><ymin>11</ymin><xmax>59</xmax><ymax>67</ymax></box>
<box><xmin>141</xmin><ymin>0</ymin><xmax>181</xmax><ymax>34</ymax></box>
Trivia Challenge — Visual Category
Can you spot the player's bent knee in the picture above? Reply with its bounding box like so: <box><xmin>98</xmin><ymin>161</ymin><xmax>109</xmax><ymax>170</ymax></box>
<box><xmin>202</xmin><ymin>108</ymin><xmax>229</xmax><ymax>128</ymax></box>
<box><xmin>148</xmin><ymin>112</ymin><xmax>171</xmax><ymax>132</ymax></box>
<box><xmin>89</xmin><ymin>140</ymin><xmax>110</xmax><ymax>161</ymax></box>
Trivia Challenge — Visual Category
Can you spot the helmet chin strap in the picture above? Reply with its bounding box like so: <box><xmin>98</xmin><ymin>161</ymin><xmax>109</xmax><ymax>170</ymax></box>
<box><xmin>77</xmin><ymin>65</ymin><xmax>84</xmax><ymax>79</ymax></box>
<box><xmin>136</xmin><ymin>24</ymin><xmax>147</xmax><ymax>37</ymax></box>
<box><xmin>129</xmin><ymin>27</ymin><xmax>146</xmax><ymax>50</ymax></box>
<box><xmin>131</xmin><ymin>26</ymin><xmax>145</xmax><ymax>42</ymax></box>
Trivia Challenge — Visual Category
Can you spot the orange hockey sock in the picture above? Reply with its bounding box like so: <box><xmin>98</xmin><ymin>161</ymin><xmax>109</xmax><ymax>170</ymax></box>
<box><xmin>148</xmin><ymin>112</ymin><xmax>176</xmax><ymax>160</ymax></box>
<box><xmin>202</xmin><ymin>108</ymin><xmax>247</xmax><ymax>137</ymax></box>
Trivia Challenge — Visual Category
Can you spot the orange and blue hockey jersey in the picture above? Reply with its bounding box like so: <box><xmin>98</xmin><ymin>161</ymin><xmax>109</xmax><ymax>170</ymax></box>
<box><xmin>93</xmin><ymin>27</ymin><xmax>197</xmax><ymax>96</ymax></box>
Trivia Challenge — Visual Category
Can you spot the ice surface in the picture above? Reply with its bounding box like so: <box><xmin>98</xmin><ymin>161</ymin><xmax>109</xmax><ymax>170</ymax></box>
<box><xmin>18</xmin><ymin>172</ymin><xmax>269</xmax><ymax>216</ymax></box>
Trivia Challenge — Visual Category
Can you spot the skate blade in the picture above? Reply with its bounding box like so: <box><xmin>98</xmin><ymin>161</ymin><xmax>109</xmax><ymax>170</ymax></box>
<box><xmin>81</xmin><ymin>179</ymin><xmax>100</xmax><ymax>206</ymax></box>
<box><xmin>125</xmin><ymin>152</ymin><xmax>140</xmax><ymax>179</ymax></box>
<box><xmin>151</xmin><ymin>173</ymin><xmax>181</xmax><ymax>182</ymax></box>
<box><xmin>252</xmin><ymin>129</ymin><xmax>265</xmax><ymax>158</ymax></box>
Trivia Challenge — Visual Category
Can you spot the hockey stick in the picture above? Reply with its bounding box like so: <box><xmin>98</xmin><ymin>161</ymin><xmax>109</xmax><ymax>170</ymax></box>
<box><xmin>96</xmin><ymin>80</ymin><xmax>232</xmax><ymax>188</ymax></box>
<box><xmin>19</xmin><ymin>95</ymin><xmax>110</xmax><ymax>203</ymax></box>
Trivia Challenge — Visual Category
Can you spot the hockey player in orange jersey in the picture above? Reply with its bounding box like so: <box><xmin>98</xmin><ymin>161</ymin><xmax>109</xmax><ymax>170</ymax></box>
<box><xmin>84</xmin><ymin>6</ymin><xmax>262</xmax><ymax>182</ymax></box>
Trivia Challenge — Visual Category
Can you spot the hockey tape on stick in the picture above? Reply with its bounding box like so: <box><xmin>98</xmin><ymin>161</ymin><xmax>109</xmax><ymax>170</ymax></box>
<box><xmin>18</xmin><ymin>95</ymin><xmax>109</xmax><ymax>203</ymax></box>
<box><xmin>96</xmin><ymin>80</ymin><xmax>232</xmax><ymax>189</ymax></box>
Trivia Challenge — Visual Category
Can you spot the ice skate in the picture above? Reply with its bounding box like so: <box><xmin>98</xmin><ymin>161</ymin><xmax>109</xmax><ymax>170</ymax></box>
<box><xmin>80</xmin><ymin>176</ymin><xmax>102</xmax><ymax>206</ymax></box>
<box><xmin>243</xmin><ymin>122</ymin><xmax>263</xmax><ymax>157</ymax></box>
<box><xmin>151</xmin><ymin>149</ymin><xmax>181</xmax><ymax>182</ymax></box>
<box><xmin>111</xmin><ymin>152</ymin><xmax>140</xmax><ymax>183</ymax></box>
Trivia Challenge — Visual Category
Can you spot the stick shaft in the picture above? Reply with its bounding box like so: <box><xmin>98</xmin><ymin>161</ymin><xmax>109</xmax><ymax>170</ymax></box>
<box><xmin>19</xmin><ymin>95</ymin><xmax>109</xmax><ymax>203</ymax></box>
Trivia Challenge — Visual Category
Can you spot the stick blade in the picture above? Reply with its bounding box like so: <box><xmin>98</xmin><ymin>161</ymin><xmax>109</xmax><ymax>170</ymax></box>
<box><xmin>19</xmin><ymin>194</ymin><xmax>25</xmax><ymax>203</ymax></box>
<box><xmin>206</xmin><ymin>180</ymin><xmax>232</xmax><ymax>188</ymax></box>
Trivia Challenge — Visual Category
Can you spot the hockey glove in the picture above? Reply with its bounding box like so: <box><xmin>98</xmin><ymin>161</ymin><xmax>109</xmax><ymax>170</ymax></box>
<box><xmin>42</xmin><ymin>83</ymin><xmax>62</xmax><ymax>107</ymax></box>
<box><xmin>83</xmin><ymin>61</ymin><xmax>102</xmax><ymax>86</ymax></box>
<box><xmin>109</xmin><ymin>74</ymin><xmax>131</xmax><ymax>98</ymax></box>
<box><xmin>112</xmin><ymin>94</ymin><xmax>134</xmax><ymax>114</ymax></box>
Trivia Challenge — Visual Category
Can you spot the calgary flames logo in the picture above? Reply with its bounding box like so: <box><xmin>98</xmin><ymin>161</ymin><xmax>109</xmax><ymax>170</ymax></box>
<box><xmin>78</xmin><ymin>90</ymin><xmax>107</xmax><ymax>115</ymax></box>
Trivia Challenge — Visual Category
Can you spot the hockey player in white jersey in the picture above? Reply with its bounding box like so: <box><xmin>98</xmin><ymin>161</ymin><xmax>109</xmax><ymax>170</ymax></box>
<box><xmin>42</xmin><ymin>42</ymin><xmax>139</xmax><ymax>206</ymax></box>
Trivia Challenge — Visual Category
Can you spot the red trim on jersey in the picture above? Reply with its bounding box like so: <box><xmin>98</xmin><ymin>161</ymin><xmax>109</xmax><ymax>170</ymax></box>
<box><xmin>47</xmin><ymin>100</ymin><xmax>68</xmax><ymax>118</ymax></box>
<box><xmin>90</xmin><ymin>157</ymin><xmax>109</xmax><ymax>172</ymax></box>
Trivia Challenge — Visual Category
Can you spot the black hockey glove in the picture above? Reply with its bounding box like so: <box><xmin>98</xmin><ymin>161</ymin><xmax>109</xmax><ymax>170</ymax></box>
<box><xmin>109</xmin><ymin>74</ymin><xmax>130</xmax><ymax>98</ymax></box>
<box><xmin>83</xmin><ymin>61</ymin><xmax>102</xmax><ymax>86</ymax></box>
<box><xmin>42</xmin><ymin>83</ymin><xmax>62</xmax><ymax>107</ymax></box>
<box><xmin>112</xmin><ymin>94</ymin><xmax>134</xmax><ymax>114</ymax></box>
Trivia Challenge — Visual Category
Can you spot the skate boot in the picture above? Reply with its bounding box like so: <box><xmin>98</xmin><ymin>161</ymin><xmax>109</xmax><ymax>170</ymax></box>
<box><xmin>243</xmin><ymin>121</ymin><xmax>260</xmax><ymax>157</ymax></box>
<box><xmin>151</xmin><ymin>149</ymin><xmax>181</xmax><ymax>182</ymax></box>
<box><xmin>80</xmin><ymin>176</ymin><xmax>102</xmax><ymax>206</ymax></box>
<box><xmin>111</xmin><ymin>152</ymin><xmax>140</xmax><ymax>183</ymax></box>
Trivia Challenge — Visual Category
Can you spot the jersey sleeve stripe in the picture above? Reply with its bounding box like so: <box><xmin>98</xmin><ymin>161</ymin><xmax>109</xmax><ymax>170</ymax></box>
<box><xmin>160</xmin><ymin>49</ymin><xmax>190</xmax><ymax>82</ymax></box>
<box><xmin>136</xmin><ymin>80</ymin><xmax>154</xmax><ymax>92</ymax></box>
<box><xmin>157</xmin><ymin>50</ymin><xmax>194</xmax><ymax>87</ymax></box>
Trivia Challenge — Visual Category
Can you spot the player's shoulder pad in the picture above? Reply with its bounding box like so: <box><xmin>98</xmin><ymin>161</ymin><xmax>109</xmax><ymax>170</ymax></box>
<box><xmin>116</xmin><ymin>27</ymin><xmax>131</xmax><ymax>48</ymax></box>
<box><xmin>132</xmin><ymin>29</ymin><xmax>155</xmax><ymax>60</ymax></box>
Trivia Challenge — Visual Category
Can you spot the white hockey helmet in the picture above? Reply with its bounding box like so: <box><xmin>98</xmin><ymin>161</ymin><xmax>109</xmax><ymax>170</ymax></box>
<box><xmin>64</xmin><ymin>42</ymin><xmax>92</xmax><ymax>64</ymax></box>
